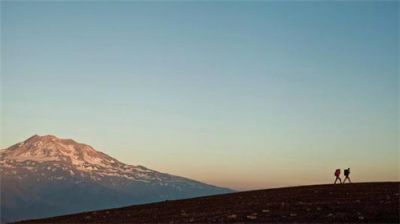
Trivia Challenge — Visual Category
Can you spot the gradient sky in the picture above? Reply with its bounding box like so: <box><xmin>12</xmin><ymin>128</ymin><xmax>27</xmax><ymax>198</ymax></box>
<box><xmin>1</xmin><ymin>1</ymin><xmax>399</xmax><ymax>190</ymax></box>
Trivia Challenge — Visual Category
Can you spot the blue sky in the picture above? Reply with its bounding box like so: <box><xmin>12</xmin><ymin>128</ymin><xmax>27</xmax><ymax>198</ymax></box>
<box><xmin>1</xmin><ymin>1</ymin><xmax>398</xmax><ymax>190</ymax></box>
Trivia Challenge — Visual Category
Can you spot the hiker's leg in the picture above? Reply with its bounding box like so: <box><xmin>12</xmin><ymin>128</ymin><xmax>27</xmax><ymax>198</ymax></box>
<box><xmin>334</xmin><ymin>177</ymin><xmax>339</xmax><ymax>184</ymax></box>
<box><xmin>339</xmin><ymin>177</ymin><xmax>342</xmax><ymax>184</ymax></box>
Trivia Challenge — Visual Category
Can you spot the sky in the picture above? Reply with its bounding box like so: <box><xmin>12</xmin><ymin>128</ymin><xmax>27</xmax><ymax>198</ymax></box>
<box><xmin>1</xmin><ymin>1</ymin><xmax>399</xmax><ymax>190</ymax></box>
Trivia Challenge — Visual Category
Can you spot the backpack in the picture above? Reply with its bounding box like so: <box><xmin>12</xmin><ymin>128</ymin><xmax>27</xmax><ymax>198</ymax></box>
<box><xmin>344</xmin><ymin>169</ymin><xmax>349</xmax><ymax>176</ymax></box>
<box><xmin>335</xmin><ymin>169</ymin><xmax>340</xmax><ymax>176</ymax></box>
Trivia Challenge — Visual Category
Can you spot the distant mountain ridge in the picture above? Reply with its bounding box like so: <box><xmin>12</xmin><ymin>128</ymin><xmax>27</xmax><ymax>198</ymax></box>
<box><xmin>0</xmin><ymin>135</ymin><xmax>233</xmax><ymax>223</ymax></box>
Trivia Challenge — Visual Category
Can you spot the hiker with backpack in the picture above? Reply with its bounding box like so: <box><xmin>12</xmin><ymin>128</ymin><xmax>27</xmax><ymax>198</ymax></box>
<box><xmin>343</xmin><ymin>168</ymin><xmax>351</xmax><ymax>183</ymax></box>
<box><xmin>334</xmin><ymin>169</ymin><xmax>342</xmax><ymax>184</ymax></box>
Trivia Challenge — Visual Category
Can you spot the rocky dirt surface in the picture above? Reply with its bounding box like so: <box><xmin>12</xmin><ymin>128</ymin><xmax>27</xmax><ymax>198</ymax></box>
<box><xmin>17</xmin><ymin>182</ymin><xmax>399</xmax><ymax>224</ymax></box>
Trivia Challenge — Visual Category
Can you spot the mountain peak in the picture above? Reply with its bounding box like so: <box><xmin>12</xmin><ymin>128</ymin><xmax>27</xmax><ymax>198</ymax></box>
<box><xmin>1</xmin><ymin>135</ymin><xmax>233</xmax><ymax>223</ymax></box>
<box><xmin>24</xmin><ymin>134</ymin><xmax>76</xmax><ymax>144</ymax></box>
<box><xmin>1</xmin><ymin>135</ymin><xmax>119</xmax><ymax>169</ymax></box>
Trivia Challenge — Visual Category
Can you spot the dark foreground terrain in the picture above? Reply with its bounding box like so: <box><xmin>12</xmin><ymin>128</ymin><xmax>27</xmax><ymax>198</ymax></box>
<box><xmin>17</xmin><ymin>182</ymin><xmax>399</xmax><ymax>224</ymax></box>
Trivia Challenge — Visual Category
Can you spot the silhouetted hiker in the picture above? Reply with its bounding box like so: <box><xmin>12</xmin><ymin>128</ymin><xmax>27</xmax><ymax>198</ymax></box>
<box><xmin>334</xmin><ymin>169</ymin><xmax>342</xmax><ymax>184</ymax></box>
<box><xmin>343</xmin><ymin>168</ymin><xmax>351</xmax><ymax>183</ymax></box>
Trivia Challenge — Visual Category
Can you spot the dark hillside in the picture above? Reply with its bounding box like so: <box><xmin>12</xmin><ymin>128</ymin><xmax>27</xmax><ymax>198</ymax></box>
<box><xmin>18</xmin><ymin>182</ymin><xmax>399</xmax><ymax>223</ymax></box>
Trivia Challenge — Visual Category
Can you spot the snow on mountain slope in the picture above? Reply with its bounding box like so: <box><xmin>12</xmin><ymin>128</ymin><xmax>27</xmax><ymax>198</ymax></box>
<box><xmin>1</xmin><ymin>135</ymin><xmax>210</xmax><ymax>186</ymax></box>
<box><xmin>2</xmin><ymin>134</ymin><xmax>128</xmax><ymax>172</ymax></box>
<box><xmin>0</xmin><ymin>135</ymin><xmax>233</xmax><ymax>223</ymax></box>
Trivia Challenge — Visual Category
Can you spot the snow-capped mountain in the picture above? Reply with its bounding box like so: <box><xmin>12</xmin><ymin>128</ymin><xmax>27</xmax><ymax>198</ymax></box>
<box><xmin>0</xmin><ymin>135</ymin><xmax>232</xmax><ymax>223</ymax></box>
